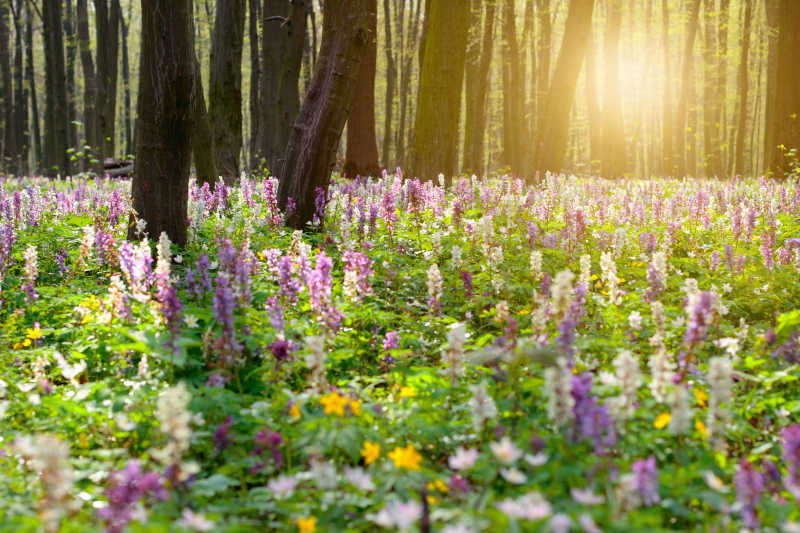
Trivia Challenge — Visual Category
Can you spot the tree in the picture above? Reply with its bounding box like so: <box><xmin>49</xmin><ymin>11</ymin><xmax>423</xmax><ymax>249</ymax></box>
<box><xmin>0</xmin><ymin>0</ymin><xmax>16</xmax><ymax>173</ymax></box>
<box><xmin>191</xmin><ymin>54</ymin><xmax>218</xmax><ymax>185</ymax></box>
<box><xmin>533</xmin><ymin>0</ymin><xmax>594</xmax><ymax>175</ymax></box>
<box><xmin>536</xmin><ymin>0</ymin><xmax>551</xmax><ymax>128</ymax></box>
<box><xmin>763</xmin><ymin>0</ymin><xmax>779</xmax><ymax>174</ymax></box>
<box><xmin>381</xmin><ymin>0</ymin><xmax>395</xmax><ymax>168</ymax></box>
<box><xmin>703</xmin><ymin>0</ymin><xmax>721</xmax><ymax>177</ymax></box>
<box><xmin>501</xmin><ymin>0</ymin><xmax>526</xmax><ymax>175</ymax></box>
<box><xmin>129</xmin><ymin>0</ymin><xmax>195</xmax><ymax>246</ymax></box>
<box><xmin>120</xmin><ymin>2</ymin><xmax>133</xmax><ymax>156</ymax></box>
<box><xmin>42</xmin><ymin>0</ymin><xmax>70</xmax><ymax>176</ymax></box>
<box><xmin>768</xmin><ymin>0</ymin><xmax>800</xmax><ymax>176</ymax></box>
<box><xmin>209</xmin><ymin>0</ymin><xmax>245</xmax><ymax>182</ymax></box>
<box><xmin>25</xmin><ymin>0</ymin><xmax>41</xmax><ymax>171</ymax></box>
<box><xmin>344</xmin><ymin>0</ymin><xmax>379</xmax><ymax>178</ymax></box>
<box><xmin>277</xmin><ymin>0</ymin><xmax>370</xmax><ymax>229</ymax></box>
<box><xmin>601</xmin><ymin>0</ymin><xmax>624</xmax><ymax>177</ymax></box>
<box><xmin>732</xmin><ymin>0</ymin><xmax>752</xmax><ymax>176</ymax></box>
<box><xmin>411</xmin><ymin>0</ymin><xmax>471</xmax><ymax>179</ymax></box>
<box><xmin>674</xmin><ymin>0</ymin><xmax>701</xmax><ymax>177</ymax></box>
<box><xmin>661</xmin><ymin>0</ymin><xmax>672</xmax><ymax>175</ymax></box>
<box><xmin>463</xmin><ymin>0</ymin><xmax>496</xmax><ymax>175</ymax></box>
<box><xmin>248</xmin><ymin>0</ymin><xmax>259</xmax><ymax>171</ymax></box>
<box><xmin>95</xmin><ymin>0</ymin><xmax>120</xmax><ymax>158</ymax></box>
<box><xmin>77</xmin><ymin>0</ymin><xmax>100</xmax><ymax>172</ymax></box>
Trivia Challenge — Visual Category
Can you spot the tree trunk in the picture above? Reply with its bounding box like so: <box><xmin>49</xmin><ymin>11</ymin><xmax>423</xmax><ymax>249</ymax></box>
<box><xmin>381</xmin><ymin>0</ymin><xmax>395</xmax><ymax>168</ymax></box>
<box><xmin>277</xmin><ymin>0</ymin><xmax>369</xmax><ymax>229</ymax></box>
<box><xmin>248</xmin><ymin>0</ymin><xmax>260</xmax><ymax>171</ymax></box>
<box><xmin>120</xmin><ymin>2</ymin><xmax>133</xmax><ymax>156</ymax></box>
<box><xmin>762</xmin><ymin>0</ymin><xmax>779</xmax><ymax>175</ymax></box>
<box><xmin>411</xmin><ymin>0</ymin><xmax>471</xmax><ymax>179</ymax></box>
<box><xmin>501</xmin><ymin>0</ymin><xmax>525</xmax><ymax>175</ymax></box>
<box><xmin>94</xmin><ymin>0</ymin><xmax>120</xmax><ymax>159</ymax></box>
<box><xmin>276</xmin><ymin>0</ymin><xmax>308</xmax><ymax>172</ymax></box>
<box><xmin>601</xmin><ymin>0</ymin><xmax>624</xmax><ymax>178</ymax></box>
<box><xmin>768</xmin><ymin>0</ymin><xmax>799</xmax><ymax>177</ymax></box>
<box><xmin>77</xmin><ymin>0</ymin><xmax>100</xmax><ymax>172</ymax></box>
<box><xmin>661</xmin><ymin>0</ymin><xmax>672</xmax><ymax>175</ymax></box>
<box><xmin>717</xmin><ymin>0</ymin><xmax>730</xmax><ymax>173</ymax></box>
<box><xmin>0</xmin><ymin>0</ymin><xmax>16</xmax><ymax>173</ymax></box>
<box><xmin>463</xmin><ymin>0</ymin><xmax>495</xmax><ymax>175</ymax></box>
<box><xmin>344</xmin><ymin>0</ymin><xmax>379</xmax><ymax>178</ymax></box>
<box><xmin>42</xmin><ymin>0</ymin><xmax>70</xmax><ymax>176</ymax></box>
<box><xmin>209</xmin><ymin>0</ymin><xmax>245</xmax><ymax>182</ymax></box>
<box><xmin>64</xmin><ymin>0</ymin><xmax>77</xmax><ymax>152</ymax></box>
<box><xmin>674</xmin><ymin>0</ymin><xmax>701</xmax><ymax>177</ymax></box>
<box><xmin>586</xmin><ymin>34</ymin><xmax>600</xmax><ymax>173</ymax></box>
<box><xmin>25</xmin><ymin>0</ymin><xmax>40</xmax><ymax>171</ymax></box>
<box><xmin>191</xmin><ymin>55</ymin><xmax>218</xmax><ymax>185</ymax></box>
<box><xmin>536</xmin><ymin>0</ymin><xmax>551</xmax><ymax>128</ymax></box>
<box><xmin>12</xmin><ymin>0</ymin><xmax>27</xmax><ymax>174</ymax></box>
<box><xmin>533</xmin><ymin>0</ymin><xmax>594</xmax><ymax>174</ymax></box>
<box><xmin>732</xmin><ymin>0</ymin><xmax>752</xmax><ymax>176</ymax></box>
<box><xmin>129</xmin><ymin>0</ymin><xmax>195</xmax><ymax>246</ymax></box>
<box><xmin>703</xmin><ymin>0</ymin><xmax>720</xmax><ymax>177</ymax></box>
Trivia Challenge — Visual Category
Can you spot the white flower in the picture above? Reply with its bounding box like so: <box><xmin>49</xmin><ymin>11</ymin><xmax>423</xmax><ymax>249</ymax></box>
<box><xmin>708</xmin><ymin>355</ymin><xmax>734</xmax><ymax>450</ymax></box>
<box><xmin>490</xmin><ymin>437</ymin><xmax>521</xmax><ymax>465</ymax></box>
<box><xmin>668</xmin><ymin>386</ymin><xmax>692</xmax><ymax>435</ymax></box>
<box><xmin>628</xmin><ymin>311</ymin><xmax>642</xmax><ymax>331</ymax></box>
<box><xmin>500</xmin><ymin>467</ymin><xmax>527</xmax><ymax>484</ymax></box>
<box><xmin>702</xmin><ymin>471</ymin><xmax>729</xmax><ymax>493</ymax></box>
<box><xmin>496</xmin><ymin>492</ymin><xmax>551</xmax><ymax>521</ymax></box>
<box><xmin>713</xmin><ymin>337</ymin><xmax>740</xmax><ymax>358</ymax></box>
<box><xmin>448</xmin><ymin>447</ymin><xmax>478</xmax><ymax>470</ymax></box>
<box><xmin>371</xmin><ymin>500</ymin><xmax>422</xmax><ymax>529</ymax></box>
<box><xmin>578</xmin><ymin>513</ymin><xmax>602</xmax><ymax>533</ymax></box>
<box><xmin>442</xmin><ymin>525</ymin><xmax>475</xmax><ymax>533</ymax></box>
<box><xmin>524</xmin><ymin>452</ymin><xmax>548</xmax><ymax>466</ymax></box>
<box><xmin>570</xmin><ymin>487</ymin><xmax>605</xmax><ymax>505</ymax></box>
<box><xmin>177</xmin><ymin>509</ymin><xmax>214</xmax><ymax>531</ymax></box>
<box><xmin>344</xmin><ymin>467</ymin><xmax>375</xmax><ymax>491</ymax></box>
<box><xmin>184</xmin><ymin>314</ymin><xmax>199</xmax><ymax>328</ymax></box>
<box><xmin>549</xmin><ymin>513</ymin><xmax>572</xmax><ymax>533</ymax></box>
<box><xmin>266</xmin><ymin>475</ymin><xmax>297</xmax><ymax>499</ymax></box>
<box><xmin>468</xmin><ymin>381</ymin><xmax>497</xmax><ymax>432</ymax></box>
<box><xmin>544</xmin><ymin>357</ymin><xmax>574</xmax><ymax>426</ymax></box>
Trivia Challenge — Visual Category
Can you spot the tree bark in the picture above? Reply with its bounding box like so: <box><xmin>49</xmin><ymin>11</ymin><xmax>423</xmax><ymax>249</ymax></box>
<box><xmin>586</xmin><ymin>34</ymin><xmax>600</xmax><ymax>173</ymax></box>
<box><xmin>463</xmin><ymin>0</ymin><xmax>495</xmax><ymax>175</ymax></box>
<box><xmin>661</xmin><ymin>0</ymin><xmax>672</xmax><ymax>175</ymax></box>
<box><xmin>410</xmin><ymin>0</ymin><xmax>471</xmax><ymax>179</ymax></box>
<box><xmin>381</xmin><ymin>0</ymin><xmax>395</xmax><ymax>168</ymax></box>
<box><xmin>120</xmin><ymin>2</ymin><xmax>133</xmax><ymax>156</ymax></box>
<box><xmin>247</xmin><ymin>0</ymin><xmax>260</xmax><ymax>171</ymax></box>
<box><xmin>94</xmin><ymin>0</ymin><xmax>120</xmax><ymax>159</ymax></box>
<box><xmin>717</xmin><ymin>0</ymin><xmax>730</xmax><ymax>173</ymax></box>
<box><xmin>768</xmin><ymin>0</ymin><xmax>800</xmax><ymax>177</ymax></box>
<box><xmin>0</xmin><ymin>0</ymin><xmax>16</xmax><ymax>173</ymax></box>
<box><xmin>277</xmin><ymin>0</ymin><xmax>369</xmax><ymax>229</ymax></box>
<box><xmin>12</xmin><ymin>0</ymin><xmax>27</xmax><ymax>174</ymax></box>
<box><xmin>64</xmin><ymin>0</ymin><xmax>77</xmax><ymax>152</ymax></box>
<box><xmin>762</xmin><ymin>0</ymin><xmax>779</xmax><ymax>175</ymax></box>
<box><xmin>601</xmin><ymin>0</ymin><xmax>624</xmax><ymax>178</ymax></box>
<box><xmin>536</xmin><ymin>0</ymin><xmax>551</xmax><ymax>128</ymax></box>
<box><xmin>732</xmin><ymin>0</ymin><xmax>752</xmax><ymax>176</ymax></box>
<box><xmin>674</xmin><ymin>0</ymin><xmax>701</xmax><ymax>177</ymax></box>
<box><xmin>25</xmin><ymin>0</ymin><xmax>40</xmax><ymax>171</ymax></box>
<box><xmin>501</xmin><ymin>0</ymin><xmax>525</xmax><ymax>174</ymax></box>
<box><xmin>191</xmin><ymin>55</ymin><xmax>218</xmax><ymax>185</ymax></box>
<box><xmin>129</xmin><ymin>0</ymin><xmax>195</xmax><ymax>246</ymax></box>
<box><xmin>42</xmin><ymin>0</ymin><xmax>70</xmax><ymax>176</ymax></box>
<box><xmin>76</xmin><ymin>0</ymin><xmax>100</xmax><ymax>172</ymax></box>
<box><xmin>533</xmin><ymin>0</ymin><xmax>594</xmax><ymax>175</ymax></box>
<box><xmin>703</xmin><ymin>0</ymin><xmax>721</xmax><ymax>177</ymax></box>
<box><xmin>209</xmin><ymin>0</ymin><xmax>245</xmax><ymax>182</ymax></box>
<box><xmin>344</xmin><ymin>0</ymin><xmax>379</xmax><ymax>178</ymax></box>
<box><xmin>276</xmin><ymin>0</ymin><xmax>308</xmax><ymax>172</ymax></box>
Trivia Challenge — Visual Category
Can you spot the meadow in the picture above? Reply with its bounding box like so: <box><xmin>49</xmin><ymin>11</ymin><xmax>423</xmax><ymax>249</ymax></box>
<box><xmin>0</xmin><ymin>172</ymin><xmax>799</xmax><ymax>532</ymax></box>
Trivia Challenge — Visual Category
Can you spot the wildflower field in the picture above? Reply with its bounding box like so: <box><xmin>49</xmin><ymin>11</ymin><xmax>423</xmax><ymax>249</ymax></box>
<box><xmin>1</xmin><ymin>172</ymin><xmax>800</xmax><ymax>532</ymax></box>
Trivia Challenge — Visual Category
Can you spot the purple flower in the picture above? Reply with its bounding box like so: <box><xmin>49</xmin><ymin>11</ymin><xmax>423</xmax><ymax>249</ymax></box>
<box><xmin>631</xmin><ymin>456</ymin><xmax>660</xmax><ymax>506</ymax></box>
<box><xmin>269</xmin><ymin>340</ymin><xmax>291</xmax><ymax>362</ymax></box>
<box><xmin>252</xmin><ymin>428</ymin><xmax>284</xmax><ymax>470</ymax></box>
<box><xmin>460</xmin><ymin>270</ymin><xmax>473</xmax><ymax>298</ymax></box>
<box><xmin>213</xmin><ymin>416</ymin><xmax>234</xmax><ymax>452</ymax></box>
<box><xmin>98</xmin><ymin>460</ymin><xmax>166</xmax><ymax>533</ymax></box>
<box><xmin>571</xmin><ymin>374</ymin><xmax>616</xmax><ymax>453</ymax></box>
<box><xmin>734</xmin><ymin>459</ymin><xmax>765</xmax><ymax>529</ymax></box>
<box><xmin>782</xmin><ymin>424</ymin><xmax>800</xmax><ymax>490</ymax></box>
<box><xmin>383</xmin><ymin>331</ymin><xmax>399</xmax><ymax>351</ymax></box>
<box><xmin>684</xmin><ymin>291</ymin><xmax>716</xmax><ymax>348</ymax></box>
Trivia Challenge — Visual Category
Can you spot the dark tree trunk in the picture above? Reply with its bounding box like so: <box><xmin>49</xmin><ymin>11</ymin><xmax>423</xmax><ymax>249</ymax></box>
<box><xmin>191</xmin><ymin>55</ymin><xmax>218</xmax><ymax>185</ymax></box>
<box><xmin>248</xmin><ymin>0</ymin><xmax>260</xmax><ymax>171</ymax></box>
<box><xmin>397</xmin><ymin>0</ymin><xmax>420</xmax><ymax>169</ymax></box>
<box><xmin>64</xmin><ymin>0</ymin><xmax>77</xmax><ymax>152</ymax></box>
<box><xmin>675</xmin><ymin>0</ymin><xmax>701</xmax><ymax>177</ymax></box>
<box><xmin>12</xmin><ymin>0</ymin><xmax>27</xmax><ymax>174</ymax></box>
<box><xmin>732</xmin><ymin>0</ymin><xmax>752</xmax><ymax>176</ymax></box>
<box><xmin>120</xmin><ymin>2</ymin><xmax>133</xmax><ymax>156</ymax></box>
<box><xmin>25</xmin><ymin>0</ymin><xmax>40</xmax><ymax>171</ymax></box>
<box><xmin>501</xmin><ymin>0</ymin><xmax>525</xmax><ymax>174</ymax></box>
<box><xmin>601</xmin><ymin>0</ymin><xmax>624</xmax><ymax>178</ymax></box>
<box><xmin>344</xmin><ymin>0</ymin><xmax>379</xmax><ymax>178</ymax></box>
<box><xmin>703</xmin><ymin>0</ymin><xmax>721</xmax><ymax>177</ymax></box>
<box><xmin>381</xmin><ymin>0</ymin><xmax>395</xmax><ymax>168</ymax></box>
<box><xmin>277</xmin><ymin>0</ymin><xmax>370</xmax><ymax>229</ymax></box>
<box><xmin>42</xmin><ymin>0</ymin><xmax>70</xmax><ymax>176</ymax></box>
<box><xmin>276</xmin><ymin>0</ymin><xmax>308</xmax><ymax>171</ymax></box>
<box><xmin>661</xmin><ymin>0</ymin><xmax>672</xmax><ymax>175</ymax></box>
<box><xmin>762</xmin><ymin>0</ymin><xmax>779</xmax><ymax>175</ymax></box>
<box><xmin>209</xmin><ymin>0</ymin><xmax>245</xmax><ymax>182</ymax></box>
<box><xmin>533</xmin><ymin>0</ymin><xmax>594</xmax><ymax>174</ymax></box>
<box><xmin>463</xmin><ymin>0</ymin><xmax>495</xmax><ymax>175</ymax></box>
<box><xmin>94</xmin><ymin>0</ymin><xmax>120</xmax><ymax>159</ymax></box>
<box><xmin>129</xmin><ymin>0</ymin><xmax>195</xmax><ymax>246</ymax></box>
<box><xmin>77</xmin><ymin>0</ymin><xmax>100</xmax><ymax>172</ymax></box>
<box><xmin>411</xmin><ymin>0</ymin><xmax>471</xmax><ymax>179</ymax></box>
<box><xmin>0</xmin><ymin>0</ymin><xmax>16</xmax><ymax>173</ymax></box>
<box><xmin>768</xmin><ymin>0</ymin><xmax>799</xmax><ymax>177</ymax></box>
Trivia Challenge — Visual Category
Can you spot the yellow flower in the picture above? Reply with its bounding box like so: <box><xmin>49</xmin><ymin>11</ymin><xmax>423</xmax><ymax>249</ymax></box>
<box><xmin>12</xmin><ymin>342</ymin><xmax>21</xmax><ymax>350</ymax></box>
<box><xmin>389</xmin><ymin>444</ymin><xmax>422</xmax><ymax>470</ymax></box>
<box><xmin>694</xmin><ymin>388</ymin><xmax>708</xmax><ymax>407</ymax></box>
<box><xmin>590</xmin><ymin>274</ymin><xmax>599</xmax><ymax>280</ymax></box>
<box><xmin>595</xmin><ymin>281</ymin><xmax>603</xmax><ymax>288</ymax></box>
<box><xmin>361</xmin><ymin>441</ymin><xmax>381</xmax><ymax>465</ymax></box>
<box><xmin>654</xmin><ymin>413</ymin><xmax>671</xmax><ymax>429</ymax></box>
<box><xmin>289</xmin><ymin>404</ymin><xmax>301</xmax><ymax>419</ymax></box>
<box><xmin>22</xmin><ymin>338</ymin><xmax>31</xmax><ymax>347</ymax></box>
<box><xmin>297</xmin><ymin>516</ymin><xmax>316</xmax><ymax>533</ymax></box>
<box><xmin>25</xmin><ymin>327</ymin><xmax>45</xmax><ymax>340</ymax></box>
<box><xmin>427</xmin><ymin>479</ymin><xmax>449</xmax><ymax>493</ymax></box>
<box><xmin>399</xmin><ymin>386</ymin><xmax>416</xmax><ymax>399</ymax></box>
<box><xmin>80</xmin><ymin>314</ymin><xmax>91</xmax><ymax>325</ymax></box>
<box><xmin>320</xmin><ymin>392</ymin><xmax>349</xmax><ymax>417</ymax></box>
<box><xmin>348</xmin><ymin>399</ymin><xmax>362</xmax><ymax>416</ymax></box>
<box><xmin>696</xmin><ymin>419</ymin><xmax>708</xmax><ymax>437</ymax></box>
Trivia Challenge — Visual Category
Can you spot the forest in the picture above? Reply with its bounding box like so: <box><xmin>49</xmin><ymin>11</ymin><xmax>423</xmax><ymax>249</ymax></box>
<box><xmin>0</xmin><ymin>0</ymin><xmax>800</xmax><ymax>532</ymax></box>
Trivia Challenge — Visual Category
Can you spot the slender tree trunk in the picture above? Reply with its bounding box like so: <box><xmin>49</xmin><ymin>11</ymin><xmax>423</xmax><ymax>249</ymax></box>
<box><xmin>0</xmin><ymin>0</ymin><xmax>16</xmax><ymax>173</ymax></box>
<box><xmin>191</xmin><ymin>55</ymin><xmax>218</xmax><ymax>185</ymax></box>
<box><xmin>732</xmin><ymin>0</ymin><xmax>752</xmax><ymax>176</ymax></box>
<box><xmin>209</xmin><ymin>0</ymin><xmax>245</xmax><ymax>182</ymax></box>
<box><xmin>277</xmin><ymin>0</ymin><xmax>370</xmax><ymax>229</ymax></box>
<box><xmin>94</xmin><ymin>0</ymin><xmax>120</xmax><ymax>159</ymax></box>
<box><xmin>258</xmin><ymin>0</ymin><xmax>287</xmax><ymax>171</ymax></box>
<box><xmin>501</xmin><ymin>0</ymin><xmax>525</xmax><ymax>174</ymax></box>
<box><xmin>12</xmin><ymin>0</ymin><xmax>27</xmax><ymax>174</ymax></box>
<box><xmin>703</xmin><ymin>0</ymin><xmax>720</xmax><ymax>176</ymax></box>
<box><xmin>463</xmin><ymin>0</ymin><xmax>495</xmax><ymax>175</ymax></box>
<box><xmin>533</xmin><ymin>0</ymin><xmax>595</xmax><ymax>174</ymax></box>
<box><xmin>601</xmin><ymin>0</ymin><xmax>624</xmax><ymax>178</ymax></box>
<box><xmin>395</xmin><ymin>0</ymin><xmax>407</xmax><ymax>167</ymax></box>
<box><xmin>411</xmin><ymin>0</ymin><xmax>471</xmax><ymax>179</ymax></box>
<box><xmin>120</xmin><ymin>2</ymin><xmax>132</xmax><ymax>156</ymax></box>
<box><xmin>536</xmin><ymin>0</ymin><xmax>551</xmax><ymax>128</ymax></box>
<box><xmin>768</xmin><ymin>0</ymin><xmax>799</xmax><ymax>176</ymax></box>
<box><xmin>77</xmin><ymin>0</ymin><xmax>100</xmax><ymax>172</ymax></box>
<box><xmin>42</xmin><ymin>0</ymin><xmax>70</xmax><ymax>176</ymax></box>
<box><xmin>761</xmin><ymin>0</ymin><xmax>778</xmax><ymax>174</ymax></box>
<box><xmin>25</xmin><ymin>0</ymin><xmax>40</xmax><ymax>171</ymax></box>
<box><xmin>344</xmin><ymin>0</ymin><xmax>379</xmax><ymax>177</ymax></box>
<box><xmin>64</xmin><ymin>0</ymin><xmax>77</xmax><ymax>152</ymax></box>
<box><xmin>675</xmin><ymin>0</ymin><xmax>701</xmax><ymax>177</ymax></box>
<box><xmin>248</xmin><ymin>0</ymin><xmax>260</xmax><ymax>171</ymax></box>
<box><xmin>661</xmin><ymin>0</ymin><xmax>672</xmax><ymax>175</ymax></box>
<box><xmin>275</xmin><ymin>0</ymin><xmax>308</xmax><ymax>171</ymax></box>
<box><xmin>130</xmin><ymin>0</ymin><xmax>195</xmax><ymax>245</ymax></box>
<box><xmin>381</xmin><ymin>0</ymin><xmax>395</xmax><ymax>168</ymax></box>
<box><xmin>717</xmin><ymin>0</ymin><xmax>730</xmax><ymax>173</ymax></box>
<box><xmin>586</xmin><ymin>34</ymin><xmax>600</xmax><ymax>173</ymax></box>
